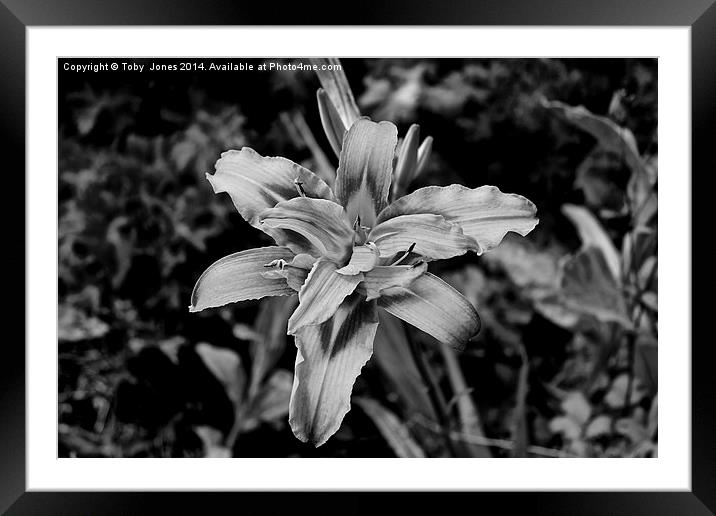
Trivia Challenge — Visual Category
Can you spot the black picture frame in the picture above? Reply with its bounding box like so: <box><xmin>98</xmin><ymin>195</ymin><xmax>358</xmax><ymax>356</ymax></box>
<box><xmin>1</xmin><ymin>1</ymin><xmax>709</xmax><ymax>514</ymax></box>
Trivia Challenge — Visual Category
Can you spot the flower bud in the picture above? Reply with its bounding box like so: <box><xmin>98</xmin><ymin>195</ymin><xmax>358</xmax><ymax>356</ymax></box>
<box><xmin>317</xmin><ymin>88</ymin><xmax>346</xmax><ymax>158</ymax></box>
<box><xmin>415</xmin><ymin>135</ymin><xmax>433</xmax><ymax>178</ymax></box>
<box><xmin>392</xmin><ymin>124</ymin><xmax>420</xmax><ymax>199</ymax></box>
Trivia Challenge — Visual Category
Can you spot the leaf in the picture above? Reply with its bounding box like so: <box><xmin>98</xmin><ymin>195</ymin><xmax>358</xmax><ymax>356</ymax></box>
<box><xmin>196</xmin><ymin>343</ymin><xmax>245</xmax><ymax>406</ymax></box>
<box><xmin>260</xmin><ymin>197</ymin><xmax>354</xmax><ymax>262</ymax></box>
<box><xmin>287</xmin><ymin>259</ymin><xmax>363</xmax><ymax>334</ymax></box>
<box><xmin>561</xmin><ymin>391</ymin><xmax>591</xmax><ymax>426</ymax></box>
<box><xmin>439</xmin><ymin>343</ymin><xmax>492</xmax><ymax>457</ymax></box>
<box><xmin>194</xmin><ymin>426</ymin><xmax>231</xmax><ymax>458</ymax></box>
<box><xmin>559</xmin><ymin>247</ymin><xmax>631</xmax><ymax>328</ymax></box>
<box><xmin>585</xmin><ymin>415</ymin><xmax>612</xmax><ymax>439</ymax></box>
<box><xmin>542</xmin><ymin>99</ymin><xmax>646</xmax><ymax>180</ymax></box>
<box><xmin>335</xmin><ymin>119</ymin><xmax>398</xmax><ymax>227</ymax></box>
<box><xmin>372</xmin><ymin>311</ymin><xmax>436</xmax><ymax>420</ymax></box>
<box><xmin>575</xmin><ymin>148</ymin><xmax>627</xmax><ymax>211</ymax></box>
<box><xmin>189</xmin><ymin>247</ymin><xmax>296</xmax><ymax>312</ymax></box>
<box><xmin>378</xmin><ymin>272</ymin><xmax>480</xmax><ymax>350</ymax></box>
<box><xmin>604</xmin><ymin>374</ymin><xmax>646</xmax><ymax>409</ymax></box>
<box><xmin>370</xmin><ymin>213</ymin><xmax>481</xmax><ymax>260</ymax></box>
<box><xmin>248</xmin><ymin>369</ymin><xmax>293</xmax><ymax>427</ymax></box>
<box><xmin>377</xmin><ymin>185</ymin><xmax>538</xmax><ymax>253</ymax></box>
<box><xmin>289</xmin><ymin>292</ymin><xmax>379</xmax><ymax>446</ymax></box>
<box><xmin>354</xmin><ymin>397</ymin><xmax>426</xmax><ymax>458</ymax></box>
<box><xmin>58</xmin><ymin>304</ymin><xmax>110</xmax><ymax>342</ymax></box>
<box><xmin>311</xmin><ymin>58</ymin><xmax>361</xmax><ymax>130</ymax></box>
<box><xmin>562</xmin><ymin>204</ymin><xmax>621</xmax><ymax>283</ymax></box>
<box><xmin>249</xmin><ymin>296</ymin><xmax>299</xmax><ymax>397</ymax></box>
<box><xmin>207</xmin><ymin>147</ymin><xmax>335</xmax><ymax>231</ymax></box>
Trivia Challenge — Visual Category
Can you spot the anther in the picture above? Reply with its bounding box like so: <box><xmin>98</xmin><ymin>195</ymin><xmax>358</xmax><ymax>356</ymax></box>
<box><xmin>391</xmin><ymin>242</ymin><xmax>417</xmax><ymax>266</ymax></box>
<box><xmin>294</xmin><ymin>179</ymin><xmax>307</xmax><ymax>197</ymax></box>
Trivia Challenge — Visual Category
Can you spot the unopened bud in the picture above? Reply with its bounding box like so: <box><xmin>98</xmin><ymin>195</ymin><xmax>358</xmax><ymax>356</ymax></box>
<box><xmin>317</xmin><ymin>88</ymin><xmax>346</xmax><ymax>158</ymax></box>
<box><xmin>392</xmin><ymin>124</ymin><xmax>420</xmax><ymax>199</ymax></box>
<box><xmin>415</xmin><ymin>136</ymin><xmax>433</xmax><ymax>178</ymax></box>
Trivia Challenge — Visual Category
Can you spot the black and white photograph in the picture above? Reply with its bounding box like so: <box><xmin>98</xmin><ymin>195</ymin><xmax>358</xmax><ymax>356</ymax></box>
<box><xmin>57</xmin><ymin>57</ymin><xmax>658</xmax><ymax>459</ymax></box>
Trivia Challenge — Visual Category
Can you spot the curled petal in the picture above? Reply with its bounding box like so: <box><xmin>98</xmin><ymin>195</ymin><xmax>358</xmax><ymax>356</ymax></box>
<box><xmin>190</xmin><ymin>247</ymin><xmax>295</xmax><ymax>312</ymax></box>
<box><xmin>207</xmin><ymin>148</ymin><xmax>335</xmax><ymax>231</ymax></box>
<box><xmin>335</xmin><ymin>119</ymin><xmax>398</xmax><ymax>227</ymax></box>
<box><xmin>261</xmin><ymin>254</ymin><xmax>316</xmax><ymax>292</ymax></box>
<box><xmin>361</xmin><ymin>262</ymin><xmax>427</xmax><ymax>301</ymax></box>
<box><xmin>260</xmin><ymin>197</ymin><xmax>354</xmax><ymax>262</ymax></box>
<box><xmin>369</xmin><ymin>214</ymin><xmax>481</xmax><ymax>260</ymax></box>
<box><xmin>377</xmin><ymin>185</ymin><xmax>538</xmax><ymax>253</ymax></box>
<box><xmin>336</xmin><ymin>243</ymin><xmax>380</xmax><ymax>275</ymax></box>
<box><xmin>287</xmin><ymin>259</ymin><xmax>363</xmax><ymax>335</ymax></box>
<box><xmin>289</xmin><ymin>292</ymin><xmax>379</xmax><ymax>447</ymax></box>
<box><xmin>378</xmin><ymin>272</ymin><xmax>480</xmax><ymax>349</ymax></box>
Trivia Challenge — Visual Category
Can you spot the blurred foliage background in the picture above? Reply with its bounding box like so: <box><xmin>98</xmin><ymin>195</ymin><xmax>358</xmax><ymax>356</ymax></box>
<box><xmin>58</xmin><ymin>58</ymin><xmax>657</xmax><ymax>458</ymax></box>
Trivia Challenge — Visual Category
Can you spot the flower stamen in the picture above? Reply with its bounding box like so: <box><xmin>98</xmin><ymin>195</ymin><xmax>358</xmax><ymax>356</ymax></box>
<box><xmin>293</xmin><ymin>179</ymin><xmax>307</xmax><ymax>197</ymax></box>
<box><xmin>391</xmin><ymin>242</ymin><xmax>416</xmax><ymax>266</ymax></box>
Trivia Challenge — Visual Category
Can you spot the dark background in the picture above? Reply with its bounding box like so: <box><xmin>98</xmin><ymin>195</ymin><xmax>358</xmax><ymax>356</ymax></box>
<box><xmin>57</xmin><ymin>57</ymin><xmax>657</xmax><ymax>458</ymax></box>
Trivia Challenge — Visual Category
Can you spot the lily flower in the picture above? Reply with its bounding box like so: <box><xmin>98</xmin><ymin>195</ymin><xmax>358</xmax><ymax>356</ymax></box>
<box><xmin>190</xmin><ymin>117</ymin><xmax>538</xmax><ymax>446</ymax></box>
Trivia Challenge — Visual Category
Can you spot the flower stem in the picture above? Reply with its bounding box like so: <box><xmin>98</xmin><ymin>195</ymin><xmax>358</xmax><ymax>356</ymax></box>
<box><xmin>406</xmin><ymin>336</ymin><xmax>458</xmax><ymax>456</ymax></box>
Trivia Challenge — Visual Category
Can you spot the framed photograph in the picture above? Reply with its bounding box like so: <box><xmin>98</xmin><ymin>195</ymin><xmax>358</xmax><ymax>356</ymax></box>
<box><xmin>2</xmin><ymin>0</ymin><xmax>709</xmax><ymax>513</ymax></box>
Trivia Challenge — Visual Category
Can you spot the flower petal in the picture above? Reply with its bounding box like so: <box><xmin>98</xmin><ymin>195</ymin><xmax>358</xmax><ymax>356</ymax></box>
<box><xmin>260</xmin><ymin>197</ymin><xmax>354</xmax><ymax>262</ymax></box>
<box><xmin>189</xmin><ymin>247</ymin><xmax>295</xmax><ymax>312</ymax></box>
<box><xmin>207</xmin><ymin>147</ymin><xmax>335</xmax><ymax>231</ymax></box>
<box><xmin>336</xmin><ymin>243</ymin><xmax>380</xmax><ymax>275</ymax></box>
<box><xmin>311</xmin><ymin>58</ymin><xmax>361</xmax><ymax>130</ymax></box>
<box><xmin>289</xmin><ymin>292</ymin><xmax>379</xmax><ymax>446</ymax></box>
<box><xmin>377</xmin><ymin>185</ymin><xmax>538</xmax><ymax>253</ymax></box>
<box><xmin>287</xmin><ymin>259</ymin><xmax>363</xmax><ymax>335</ymax></box>
<box><xmin>377</xmin><ymin>272</ymin><xmax>480</xmax><ymax>349</ymax></box>
<box><xmin>369</xmin><ymin>213</ymin><xmax>481</xmax><ymax>260</ymax></box>
<box><xmin>335</xmin><ymin>119</ymin><xmax>398</xmax><ymax>227</ymax></box>
<box><xmin>361</xmin><ymin>262</ymin><xmax>427</xmax><ymax>301</ymax></box>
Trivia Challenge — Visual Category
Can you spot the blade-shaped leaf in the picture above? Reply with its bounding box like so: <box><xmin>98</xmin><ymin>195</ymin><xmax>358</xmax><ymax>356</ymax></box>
<box><xmin>248</xmin><ymin>295</ymin><xmax>298</xmax><ymax>397</ymax></box>
<box><xmin>373</xmin><ymin>311</ymin><xmax>436</xmax><ymax>420</ymax></box>
<box><xmin>378</xmin><ymin>272</ymin><xmax>480</xmax><ymax>349</ymax></box>
<box><xmin>370</xmin><ymin>213</ymin><xmax>481</xmax><ymax>260</ymax></box>
<box><xmin>248</xmin><ymin>369</ymin><xmax>293</xmax><ymax>427</ymax></box>
<box><xmin>562</xmin><ymin>204</ymin><xmax>621</xmax><ymax>283</ymax></box>
<box><xmin>377</xmin><ymin>185</ymin><xmax>538</xmax><ymax>253</ymax></box>
<box><xmin>361</xmin><ymin>262</ymin><xmax>427</xmax><ymax>301</ymax></box>
<box><xmin>287</xmin><ymin>259</ymin><xmax>363</xmax><ymax>335</ymax></box>
<box><xmin>196</xmin><ymin>342</ymin><xmax>245</xmax><ymax>406</ymax></box>
<box><xmin>335</xmin><ymin>119</ymin><xmax>398</xmax><ymax>227</ymax></box>
<box><xmin>311</xmin><ymin>58</ymin><xmax>360</xmax><ymax>130</ymax></box>
<box><xmin>354</xmin><ymin>397</ymin><xmax>426</xmax><ymax>458</ymax></box>
<box><xmin>560</xmin><ymin>247</ymin><xmax>631</xmax><ymax>328</ymax></box>
<box><xmin>207</xmin><ymin>147</ymin><xmax>334</xmax><ymax>231</ymax></box>
<box><xmin>542</xmin><ymin>99</ymin><xmax>646</xmax><ymax>180</ymax></box>
<box><xmin>260</xmin><ymin>197</ymin><xmax>354</xmax><ymax>262</ymax></box>
<box><xmin>336</xmin><ymin>243</ymin><xmax>380</xmax><ymax>275</ymax></box>
<box><xmin>190</xmin><ymin>247</ymin><xmax>295</xmax><ymax>312</ymax></box>
<box><xmin>289</xmin><ymin>292</ymin><xmax>379</xmax><ymax>446</ymax></box>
